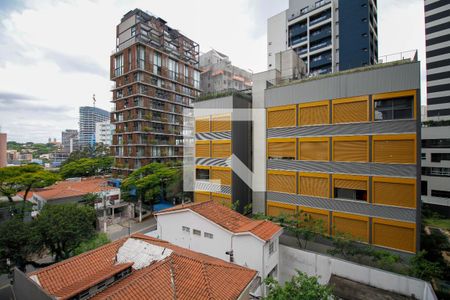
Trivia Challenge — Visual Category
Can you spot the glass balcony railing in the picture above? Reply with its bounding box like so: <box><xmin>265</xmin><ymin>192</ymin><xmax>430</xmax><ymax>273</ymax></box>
<box><xmin>309</xmin><ymin>12</ymin><xmax>331</xmax><ymax>26</ymax></box>
<box><xmin>309</xmin><ymin>40</ymin><xmax>331</xmax><ymax>52</ymax></box>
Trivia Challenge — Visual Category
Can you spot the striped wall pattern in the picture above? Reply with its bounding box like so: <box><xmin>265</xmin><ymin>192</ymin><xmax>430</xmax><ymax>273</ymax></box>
<box><xmin>195</xmin><ymin>131</ymin><xmax>231</xmax><ymax>140</ymax></box>
<box><xmin>267</xmin><ymin>159</ymin><xmax>416</xmax><ymax>178</ymax></box>
<box><xmin>267</xmin><ymin>120</ymin><xmax>416</xmax><ymax>138</ymax></box>
<box><xmin>267</xmin><ymin>192</ymin><xmax>416</xmax><ymax>223</ymax></box>
<box><xmin>195</xmin><ymin>181</ymin><xmax>231</xmax><ymax>195</ymax></box>
<box><xmin>196</xmin><ymin>157</ymin><xmax>230</xmax><ymax>167</ymax></box>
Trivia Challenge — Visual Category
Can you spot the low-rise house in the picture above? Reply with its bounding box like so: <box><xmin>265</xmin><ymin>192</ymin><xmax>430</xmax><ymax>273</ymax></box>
<box><xmin>13</xmin><ymin>234</ymin><xmax>258</xmax><ymax>300</ymax></box>
<box><xmin>154</xmin><ymin>201</ymin><xmax>282</xmax><ymax>295</ymax></box>
<box><xmin>22</xmin><ymin>177</ymin><xmax>130</xmax><ymax>224</ymax></box>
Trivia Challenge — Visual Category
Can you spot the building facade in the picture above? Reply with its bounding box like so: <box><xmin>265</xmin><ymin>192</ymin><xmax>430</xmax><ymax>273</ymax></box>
<box><xmin>95</xmin><ymin>121</ymin><xmax>114</xmax><ymax>146</ymax></box>
<box><xmin>0</xmin><ymin>132</ymin><xmax>6</xmax><ymax>168</ymax></box>
<box><xmin>110</xmin><ymin>9</ymin><xmax>201</xmax><ymax>176</ymax></box>
<box><xmin>199</xmin><ymin>49</ymin><xmax>252</xmax><ymax>94</ymax></box>
<box><xmin>79</xmin><ymin>106</ymin><xmax>110</xmax><ymax>149</ymax></box>
<box><xmin>249</xmin><ymin>59</ymin><xmax>421</xmax><ymax>254</ymax></box>
<box><xmin>267</xmin><ymin>0</ymin><xmax>378</xmax><ymax>74</ymax></box>
<box><xmin>61</xmin><ymin>129</ymin><xmax>79</xmax><ymax>153</ymax></box>
<box><xmin>425</xmin><ymin>0</ymin><xmax>450</xmax><ymax>119</ymax></box>
<box><xmin>193</xmin><ymin>93</ymin><xmax>253</xmax><ymax>213</ymax></box>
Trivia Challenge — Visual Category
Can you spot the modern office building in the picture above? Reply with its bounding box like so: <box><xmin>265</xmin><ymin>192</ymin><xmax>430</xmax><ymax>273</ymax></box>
<box><xmin>0</xmin><ymin>132</ymin><xmax>6</xmax><ymax>168</ymax></box>
<box><xmin>95</xmin><ymin>121</ymin><xmax>114</xmax><ymax>146</ymax></box>
<box><xmin>267</xmin><ymin>0</ymin><xmax>378</xmax><ymax>75</ymax></box>
<box><xmin>193</xmin><ymin>93</ymin><xmax>252</xmax><ymax>213</ymax></box>
<box><xmin>110</xmin><ymin>9</ymin><xmax>200</xmax><ymax>176</ymax></box>
<box><xmin>421</xmin><ymin>0</ymin><xmax>450</xmax><ymax>215</ymax></box>
<box><xmin>61</xmin><ymin>129</ymin><xmax>79</xmax><ymax>153</ymax></box>
<box><xmin>199</xmin><ymin>49</ymin><xmax>253</xmax><ymax>94</ymax></box>
<box><xmin>248</xmin><ymin>54</ymin><xmax>421</xmax><ymax>253</ymax></box>
<box><xmin>425</xmin><ymin>0</ymin><xmax>450</xmax><ymax>119</ymax></box>
<box><xmin>79</xmin><ymin>106</ymin><xmax>110</xmax><ymax>149</ymax></box>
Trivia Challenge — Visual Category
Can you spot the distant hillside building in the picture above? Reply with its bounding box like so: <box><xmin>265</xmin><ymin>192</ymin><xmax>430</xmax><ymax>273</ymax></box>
<box><xmin>79</xmin><ymin>106</ymin><xmax>110</xmax><ymax>149</ymax></box>
<box><xmin>199</xmin><ymin>49</ymin><xmax>252</xmax><ymax>94</ymax></box>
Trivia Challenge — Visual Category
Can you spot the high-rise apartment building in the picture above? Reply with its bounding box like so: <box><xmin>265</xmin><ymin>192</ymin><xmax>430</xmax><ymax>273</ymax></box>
<box><xmin>110</xmin><ymin>9</ymin><xmax>200</xmax><ymax>176</ymax></box>
<box><xmin>61</xmin><ymin>129</ymin><xmax>79</xmax><ymax>153</ymax></box>
<box><xmin>79</xmin><ymin>106</ymin><xmax>110</xmax><ymax>149</ymax></box>
<box><xmin>421</xmin><ymin>0</ymin><xmax>450</xmax><ymax>215</ymax></box>
<box><xmin>0</xmin><ymin>132</ymin><xmax>6</xmax><ymax>168</ymax></box>
<box><xmin>261</xmin><ymin>61</ymin><xmax>420</xmax><ymax>254</ymax></box>
<box><xmin>199</xmin><ymin>49</ymin><xmax>253</xmax><ymax>94</ymax></box>
<box><xmin>95</xmin><ymin>121</ymin><xmax>114</xmax><ymax>146</ymax></box>
<box><xmin>267</xmin><ymin>0</ymin><xmax>378</xmax><ymax>75</ymax></box>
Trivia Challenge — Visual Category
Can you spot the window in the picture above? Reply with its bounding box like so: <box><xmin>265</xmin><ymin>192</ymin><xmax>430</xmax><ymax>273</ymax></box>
<box><xmin>182</xmin><ymin>226</ymin><xmax>190</xmax><ymax>233</ymax></box>
<box><xmin>153</xmin><ymin>52</ymin><xmax>162</xmax><ymax>75</ymax></box>
<box><xmin>131</xmin><ymin>25</ymin><xmax>136</xmax><ymax>37</ymax></box>
<box><xmin>194</xmin><ymin>70</ymin><xmax>200</xmax><ymax>89</ymax></box>
<box><xmin>431</xmin><ymin>153</ymin><xmax>450</xmax><ymax>162</ymax></box>
<box><xmin>422</xmin><ymin>167</ymin><xmax>450</xmax><ymax>177</ymax></box>
<box><xmin>196</xmin><ymin>168</ymin><xmax>210</xmax><ymax>180</ymax></box>
<box><xmin>431</xmin><ymin>190</ymin><xmax>450</xmax><ymax>198</ymax></box>
<box><xmin>421</xmin><ymin>153</ymin><xmax>426</xmax><ymax>160</ymax></box>
<box><xmin>137</xmin><ymin>46</ymin><xmax>145</xmax><ymax>69</ymax></box>
<box><xmin>374</xmin><ymin>96</ymin><xmax>413</xmax><ymax>121</ymax></box>
<box><xmin>193</xmin><ymin>229</ymin><xmax>201</xmax><ymax>236</ymax></box>
<box><xmin>334</xmin><ymin>188</ymin><xmax>367</xmax><ymax>202</ymax></box>
<box><xmin>114</xmin><ymin>54</ymin><xmax>124</xmax><ymax>76</ymax></box>
<box><xmin>168</xmin><ymin>59</ymin><xmax>178</xmax><ymax>80</ymax></box>
<box><xmin>204</xmin><ymin>232</ymin><xmax>213</xmax><ymax>239</ymax></box>
<box><xmin>421</xmin><ymin>181</ymin><xmax>428</xmax><ymax>196</ymax></box>
<box><xmin>422</xmin><ymin>139</ymin><xmax>450</xmax><ymax>148</ymax></box>
<box><xmin>269</xmin><ymin>241</ymin><xmax>275</xmax><ymax>255</ymax></box>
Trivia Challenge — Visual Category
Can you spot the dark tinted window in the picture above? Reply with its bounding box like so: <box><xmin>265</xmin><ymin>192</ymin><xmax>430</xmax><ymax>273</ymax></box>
<box><xmin>421</xmin><ymin>181</ymin><xmax>428</xmax><ymax>196</ymax></box>
<box><xmin>431</xmin><ymin>190</ymin><xmax>450</xmax><ymax>198</ymax></box>
<box><xmin>334</xmin><ymin>188</ymin><xmax>367</xmax><ymax>201</ymax></box>
<box><xmin>196</xmin><ymin>169</ymin><xmax>209</xmax><ymax>180</ymax></box>
<box><xmin>422</xmin><ymin>167</ymin><xmax>450</xmax><ymax>177</ymax></box>
<box><xmin>422</xmin><ymin>139</ymin><xmax>450</xmax><ymax>148</ymax></box>
<box><xmin>431</xmin><ymin>153</ymin><xmax>450</xmax><ymax>162</ymax></box>
<box><xmin>374</xmin><ymin>96</ymin><xmax>413</xmax><ymax>121</ymax></box>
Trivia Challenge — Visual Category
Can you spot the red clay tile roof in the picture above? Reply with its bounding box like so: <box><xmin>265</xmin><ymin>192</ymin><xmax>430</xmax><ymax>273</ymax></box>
<box><xmin>156</xmin><ymin>201</ymin><xmax>282</xmax><ymax>241</ymax></box>
<box><xmin>21</xmin><ymin>177</ymin><xmax>116</xmax><ymax>201</ymax></box>
<box><xmin>30</xmin><ymin>234</ymin><xmax>257</xmax><ymax>300</ymax></box>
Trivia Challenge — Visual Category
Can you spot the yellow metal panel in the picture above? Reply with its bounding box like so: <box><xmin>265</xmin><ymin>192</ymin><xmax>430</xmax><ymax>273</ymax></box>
<box><xmin>332</xmin><ymin>136</ymin><xmax>368</xmax><ymax>162</ymax></box>
<box><xmin>210</xmin><ymin>168</ymin><xmax>232</xmax><ymax>186</ymax></box>
<box><xmin>267</xmin><ymin>138</ymin><xmax>297</xmax><ymax>159</ymax></box>
<box><xmin>195</xmin><ymin>116</ymin><xmax>210</xmax><ymax>133</ymax></box>
<box><xmin>373</xmin><ymin>135</ymin><xmax>416</xmax><ymax>164</ymax></box>
<box><xmin>195</xmin><ymin>141</ymin><xmax>210</xmax><ymax>158</ymax></box>
<box><xmin>298</xmin><ymin>138</ymin><xmax>329</xmax><ymax>161</ymax></box>
<box><xmin>298</xmin><ymin>101</ymin><xmax>329</xmax><ymax>126</ymax></box>
<box><xmin>373</xmin><ymin>177</ymin><xmax>416</xmax><ymax>208</ymax></box>
<box><xmin>332</xmin><ymin>212</ymin><xmax>369</xmax><ymax>242</ymax></box>
<box><xmin>211</xmin><ymin>140</ymin><xmax>231</xmax><ymax>158</ymax></box>
<box><xmin>267</xmin><ymin>171</ymin><xmax>297</xmax><ymax>194</ymax></box>
<box><xmin>267</xmin><ymin>105</ymin><xmax>297</xmax><ymax>128</ymax></box>
<box><xmin>211</xmin><ymin>114</ymin><xmax>231</xmax><ymax>132</ymax></box>
<box><xmin>194</xmin><ymin>191</ymin><xmax>210</xmax><ymax>203</ymax></box>
<box><xmin>372</xmin><ymin>218</ymin><xmax>416</xmax><ymax>253</ymax></box>
<box><xmin>298</xmin><ymin>173</ymin><xmax>329</xmax><ymax>198</ymax></box>
<box><xmin>300</xmin><ymin>206</ymin><xmax>330</xmax><ymax>234</ymax></box>
<box><xmin>267</xmin><ymin>201</ymin><xmax>296</xmax><ymax>218</ymax></box>
<box><xmin>332</xmin><ymin>96</ymin><xmax>369</xmax><ymax>124</ymax></box>
<box><xmin>372</xmin><ymin>89</ymin><xmax>417</xmax><ymax>120</ymax></box>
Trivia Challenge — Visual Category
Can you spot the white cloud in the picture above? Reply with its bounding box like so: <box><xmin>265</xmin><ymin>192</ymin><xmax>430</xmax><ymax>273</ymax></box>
<box><xmin>0</xmin><ymin>0</ymin><xmax>427</xmax><ymax>142</ymax></box>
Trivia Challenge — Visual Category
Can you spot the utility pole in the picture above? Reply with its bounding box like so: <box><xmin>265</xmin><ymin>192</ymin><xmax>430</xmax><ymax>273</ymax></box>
<box><xmin>102</xmin><ymin>191</ymin><xmax>107</xmax><ymax>233</ymax></box>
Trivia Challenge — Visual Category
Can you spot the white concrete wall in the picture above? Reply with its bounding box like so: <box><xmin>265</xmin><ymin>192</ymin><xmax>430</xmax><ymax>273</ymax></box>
<box><xmin>234</xmin><ymin>234</ymin><xmax>264</xmax><ymax>277</ymax></box>
<box><xmin>279</xmin><ymin>245</ymin><xmax>437</xmax><ymax>300</ymax></box>
<box><xmin>267</xmin><ymin>11</ymin><xmax>287</xmax><ymax>69</ymax></box>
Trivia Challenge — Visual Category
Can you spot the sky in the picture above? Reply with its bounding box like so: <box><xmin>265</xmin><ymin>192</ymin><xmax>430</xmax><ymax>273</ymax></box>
<box><xmin>0</xmin><ymin>0</ymin><xmax>426</xmax><ymax>143</ymax></box>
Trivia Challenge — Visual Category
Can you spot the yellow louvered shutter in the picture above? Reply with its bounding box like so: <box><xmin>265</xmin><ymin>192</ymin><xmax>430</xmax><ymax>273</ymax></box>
<box><xmin>372</xmin><ymin>219</ymin><xmax>415</xmax><ymax>252</ymax></box>
<box><xmin>211</xmin><ymin>114</ymin><xmax>231</xmax><ymax>132</ymax></box>
<box><xmin>267</xmin><ymin>139</ymin><xmax>296</xmax><ymax>159</ymax></box>
<box><xmin>211</xmin><ymin>141</ymin><xmax>231</xmax><ymax>158</ymax></box>
<box><xmin>333</xmin><ymin>213</ymin><xmax>368</xmax><ymax>242</ymax></box>
<box><xmin>373</xmin><ymin>136</ymin><xmax>415</xmax><ymax>164</ymax></box>
<box><xmin>298</xmin><ymin>102</ymin><xmax>329</xmax><ymax>126</ymax></box>
<box><xmin>195</xmin><ymin>117</ymin><xmax>210</xmax><ymax>133</ymax></box>
<box><xmin>298</xmin><ymin>139</ymin><xmax>329</xmax><ymax>161</ymax></box>
<box><xmin>333</xmin><ymin>98</ymin><xmax>368</xmax><ymax>124</ymax></box>
<box><xmin>298</xmin><ymin>175</ymin><xmax>329</xmax><ymax>198</ymax></box>
<box><xmin>300</xmin><ymin>207</ymin><xmax>330</xmax><ymax>234</ymax></box>
<box><xmin>267</xmin><ymin>106</ymin><xmax>296</xmax><ymax>128</ymax></box>
<box><xmin>373</xmin><ymin>178</ymin><xmax>416</xmax><ymax>208</ymax></box>
<box><xmin>333</xmin><ymin>138</ymin><xmax>368</xmax><ymax>162</ymax></box>
<box><xmin>210</xmin><ymin>168</ymin><xmax>232</xmax><ymax>186</ymax></box>
<box><xmin>334</xmin><ymin>178</ymin><xmax>367</xmax><ymax>190</ymax></box>
<box><xmin>194</xmin><ymin>192</ymin><xmax>210</xmax><ymax>203</ymax></box>
<box><xmin>195</xmin><ymin>142</ymin><xmax>210</xmax><ymax>158</ymax></box>
<box><xmin>267</xmin><ymin>201</ymin><xmax>296</xmax><ymax>218</ymax></box>
<box><xmin>267</xmin><ymin>171</ymin><xmax>297</xmax><ymax>194</ymax></box>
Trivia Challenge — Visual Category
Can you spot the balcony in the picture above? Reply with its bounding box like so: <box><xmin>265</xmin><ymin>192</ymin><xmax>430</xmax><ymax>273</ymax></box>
<box><xmin>309</xmin><ymin>27</ymin><xmax>331</xmax><ymax>43</ymax></box>
<box><xmin>309</xmin><ymin>39</ymin><xmax>331</xmax><ymax>52</ymax></box>
<box><xmin>309</xmin><ymin>53</ymin><xmax>332</xmax><ymax>69</ymax></box>
<box><xmin>309</xmin><ymin>10</ymin><xmax>331</xmax><ymax>26</ymax></box>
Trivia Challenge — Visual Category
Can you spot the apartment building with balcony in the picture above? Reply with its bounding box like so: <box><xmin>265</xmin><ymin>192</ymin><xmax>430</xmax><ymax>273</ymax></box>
<box><xmin>110</xmin><ymin>9</ymin><xmax>201</xmax><ymax>176</ymax></box>
<box><xmin>79</xmin><ymin>106</ymin><xmax>110</xmax><ymax>149</ymax></box>
<box><xmin>193</xmin><ymin>92</ymin><xmax>252</xmax><ymax>213</ymax></box>
<box><xmin>250</xmin><ymin>58</ymin><xmax>421</xmax><ymax>254</ymax></box>
<box><xmin>268</xmin><ymin>0</ymin><xmax>378</xmax><ymax>75</ymax></box>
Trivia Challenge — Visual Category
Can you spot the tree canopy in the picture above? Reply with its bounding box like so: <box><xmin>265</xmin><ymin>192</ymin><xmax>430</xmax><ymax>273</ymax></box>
<box><xmin>59</xmin><ymin>157</ymin><xmax>113</xmax><ymax>179</ymax></box>
<box><xmin>264</xmin><ymin>271</ymin><xmax>332</xmax><ymax>300</ymax></box>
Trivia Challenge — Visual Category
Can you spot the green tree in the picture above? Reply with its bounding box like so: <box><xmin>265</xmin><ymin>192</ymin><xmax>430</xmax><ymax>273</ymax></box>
<box><xmin>0</xmin><ymin>164</ymin><xmax>59</xmax><ymax>204</ymax></box>
<box><xmin>81</xmin><ymin>193</ymin><xmax>99</xmax><ymax>208</ymax></box>
<box><xmin>59</xmin><ymin>157</ymin><xmax>113</xmax><ymax>179</ymax></box>
<box><xmin>33</xmin><ymin>203</ymin><xmax>97</xmax><ymax>261</ymax></box>
<box><xmin>73</xmin><ymin>232</ymin><xmax>110</xmax><ymax>256</ymax></box>
<box><xmin>409</xmin><ymin>250</ymin><xmax>443</xmax><ymax>281</ymax></box>
<box><xmin>265</xmin><ymin>271</ymin><xmax>332</xmax><ymax>300</ymax></box>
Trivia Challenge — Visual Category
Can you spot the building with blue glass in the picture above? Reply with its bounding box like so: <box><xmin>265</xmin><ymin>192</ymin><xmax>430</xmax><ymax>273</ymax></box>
<box><xmin>268</xmin><ymin>0</ymin><xmax>378</xmax><ymax>75</ymax></box>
